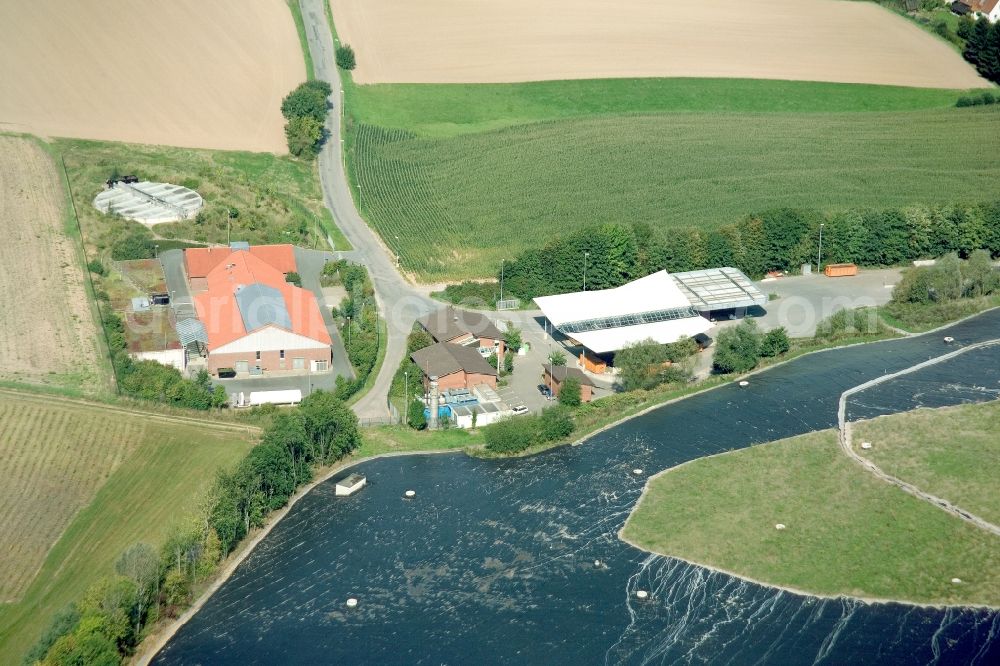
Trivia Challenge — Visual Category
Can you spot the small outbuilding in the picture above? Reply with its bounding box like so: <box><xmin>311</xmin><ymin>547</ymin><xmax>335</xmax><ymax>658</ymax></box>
<box><xmin>411</xmin><ymin>342</ymin><xmax>499</xmax><ymax>392</ymax></box>
<box><xmin>335</xmin><ymin>474</ymin><xmax>366</xmax><ymax>497</ymax></box>
<box><xmin>542</xmin><ymin>363</ymin><xmax>596</xmax><ymax>403</ymax></box>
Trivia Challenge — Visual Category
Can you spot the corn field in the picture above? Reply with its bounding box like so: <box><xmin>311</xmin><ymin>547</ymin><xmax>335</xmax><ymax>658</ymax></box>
<box><xmin>350</xmin><ymin>107</ymin><xmax>1000</xmax><ymax>281</ymax></box>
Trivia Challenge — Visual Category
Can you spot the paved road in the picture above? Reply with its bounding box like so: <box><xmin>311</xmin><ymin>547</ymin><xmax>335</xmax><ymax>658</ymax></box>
<box><xmin>159</xmin><ymin>249</ymin><xmax>194</xmax><ymax>317</ymax></box>
<box><xmin>301</xmin><ymin>0</ymin><xmax>435</xmax><ymax>419</ymax></box>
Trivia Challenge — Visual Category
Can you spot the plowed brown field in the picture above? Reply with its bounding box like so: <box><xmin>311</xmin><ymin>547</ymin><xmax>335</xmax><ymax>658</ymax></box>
<box><xmin>0</xmin><ymin>136</ymin><xmax>101</xmax><ymax>390</ymax></box>
<box><xmin>330</xmin><ymin>0</ymin><xmax>988</xmax><ymax>88</ymax></box>
<box><xmin>0</xmin><ymin>0</ymin><xmax>304</xmax><ymax>152</ymax></box>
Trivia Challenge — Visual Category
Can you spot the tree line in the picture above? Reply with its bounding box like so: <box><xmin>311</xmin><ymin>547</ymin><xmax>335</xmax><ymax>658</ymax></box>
<box><xmin>962</xmin><ymin>15</ymin><xmax>1000</xmax><ymax>85</ymax></box>
<box><xmin>498</xmin><ymin>202</ymin><xmax>1000</xmax><ymax>302</ymax></box>
<box><xmin>26</xmin><ymin>390</ymin><xmax>360</xmax><ymax>665</ymax></box>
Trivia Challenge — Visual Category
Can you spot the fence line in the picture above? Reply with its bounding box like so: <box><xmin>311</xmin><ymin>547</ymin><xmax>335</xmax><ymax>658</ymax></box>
<box><xmin>837</xmin><ymin>338</ymin><xmax>1000</xmax><ymax>537</ymax></box>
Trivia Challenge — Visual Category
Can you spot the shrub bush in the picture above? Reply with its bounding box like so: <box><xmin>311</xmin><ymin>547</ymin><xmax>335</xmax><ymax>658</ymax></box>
<box><xmin>335</xmin><ymin>44</ymin><xmax>356</xmax><ymax>70</ymax></box>
<box><xmin>86</xmin><ymin>259</ymin><xmax>107</xmax><ymax>276</ymax></box>
<box><xmin>432</xmin><ymin>280</ymin><xmax>499</xmax><ymax>307</ymax></box>
<box><xmin>759</xmin><ymin>327</ymin><xmax>791</xmax><ymax>357</ymax></box>
<box><xmin>110</xmin><ymin>231</ymin><xmax>155</xmax><ymax>260</ymax></box>
<box><xmin>407</xmin><ymin>399</ymin><xmax>427</xmax><ymax>430</ymax></box>
<box><xmin>712</xmin><ymin>319</ymin><xmax>763</xmax><ymax>374</ymax></box>
<box><xmin>558</xmin><ymin>377</ymin><xmax>582</xmax><ymax>406</ymax></box>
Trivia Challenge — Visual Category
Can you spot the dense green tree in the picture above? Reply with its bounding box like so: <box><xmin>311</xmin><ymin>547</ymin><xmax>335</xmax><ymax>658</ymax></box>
<box><xmin>759</xmin><ymin>327</ymin><xmax>791</xmax><ymax>358</ymax></box>
<box><xmin>285</xmin><ymin>116</ymin><xmax>324</xmax><ymax>158</ymax></box>
<box><xmin>712</xmin><ymin>319</ymin><xmax>762</xmax><ymax>374</ymax></box>
<box><xmin>335</xmin><ymin>44</ymin><xmax>356</xmax><ymax>70</ymax></box>
<box><xmin>558</xmin><ymin>376</ymin><xmax>582</xmax><ymax>406</ymax></box>
<box><xmin>614</xmin><ymin>338</ymin><xmax>690</xmax><ymax>391</ymax></box>
<box><xmin>280</xmin><ymin>84</ymin><xmax>328</xmax><ymax>123</ymax></box>
<box><xmin>407</xmin><ymin>399</ymin><xmax>427</xmax><ymax>430</ymax></box>
<box><xmin>299</xmin><ymin>390</ymin><xmax>360</xmax><ymax>461</ymax></box>
<box><xmin>547</xmin><ymin>349</ymin><xmax>567</xmax><ymax>366</ymax></box>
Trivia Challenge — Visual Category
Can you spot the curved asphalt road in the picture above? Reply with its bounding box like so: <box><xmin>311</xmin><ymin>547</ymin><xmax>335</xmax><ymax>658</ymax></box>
<box><xmin>300</xmin><ymin>0</ymin><xmax>435</xmax><ymax>419</ymax></box>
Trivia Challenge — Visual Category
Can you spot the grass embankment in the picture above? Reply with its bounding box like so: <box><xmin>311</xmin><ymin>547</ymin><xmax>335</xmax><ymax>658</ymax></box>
<box><xmin>882</xmin><ymin>295</ymin><xmax>1000</xmax><ymax>332</ymax></box>
<box><xmin>286</xmin><ymin>0</ymin><xmax>315</xmax><ymax>81</ymax></box>
<box><xmin>0</xmin><ymin>391</ymin><xmax>253</xmax><ymax>664</ymax></box>
<box><xmin>56</xmin><ymin>138</ymin><xmax>350</xmax><ymax>254</ymax></box>
<box><xmin>854</xmin><ymin>401</ymin><xmax>1000</xmax><ymax>526</ymax></box>
<box><xmin>623</xmin><ymin>414</ymin><xmax>1000</xmax><ymax>607</ymax></box>
<box><xmin>342</xmin><ymin>77</ymin><xmax>1000</xmax><ymax>280</ymax></box>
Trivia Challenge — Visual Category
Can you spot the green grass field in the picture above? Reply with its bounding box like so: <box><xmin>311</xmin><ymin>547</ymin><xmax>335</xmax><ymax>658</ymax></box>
<box><xmin>348</xmin><ymin>98</ymin><xmax>1000</xmax><ymax>279</ymax></box>
<box><xmin>622</xmin><ymin>425</ymin><xmax>1000</xmax><ymax>606</ymax></box>
<box><xmin>854</xmin><ymin>401</ymin><xmax>1000</xmax><ymax>525</ymax></box>
<box><xmin>0</xmin><ymin>391</ymin><xmax>253</xmax><ymax>664</ymax></box>
<box><xmin>57</xmin><ymin>138</ymin><xmax>350</xmax><ymax>256</ymax></box>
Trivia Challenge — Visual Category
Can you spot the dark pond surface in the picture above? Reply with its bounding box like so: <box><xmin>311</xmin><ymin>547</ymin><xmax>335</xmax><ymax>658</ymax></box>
<box><xmin>157</xmin><ymin>312</ymin><xmax>1000</xmax><ymax>665</ymax></box>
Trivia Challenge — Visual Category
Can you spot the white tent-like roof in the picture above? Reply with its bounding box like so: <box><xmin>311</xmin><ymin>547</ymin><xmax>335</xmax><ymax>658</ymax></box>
<box><xmin>535</xmin><ymin>271</ymin><xmax>713</xmax><ymax>354</ymax></box>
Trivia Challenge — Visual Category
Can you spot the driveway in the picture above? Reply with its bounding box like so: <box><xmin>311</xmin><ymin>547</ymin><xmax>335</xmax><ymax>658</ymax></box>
<box><xmin>215</xmin><ymin>370</ymin><xmax>340</xmax><ymax>401</ymax></box>
<box><xmin>159</xmin><ymin>249</ymin><xmax>194</xmax><ymax>317</ymax></box>
<box><xmin>294</xmin><ymin>247</ymin><xmax>355</xmax><ymax>380</ymax></box>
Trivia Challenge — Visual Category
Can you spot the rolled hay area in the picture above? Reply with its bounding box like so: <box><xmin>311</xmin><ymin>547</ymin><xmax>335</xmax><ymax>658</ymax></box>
<box><xmin>330</xmin><ymin>0</ymin><xmax>989</xmax><ymax>88</ymax></box>
<box><xmin>0</xmin><ymin>0</ymin><xmax>304</xmax><ymax>152</ymax></box>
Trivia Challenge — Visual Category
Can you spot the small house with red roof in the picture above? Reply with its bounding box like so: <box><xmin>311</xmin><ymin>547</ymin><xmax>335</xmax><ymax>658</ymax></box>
<box><xmin>187</xmin><ymin>245</ymin><xmax>332</xmax><ymax>375</ymax></box>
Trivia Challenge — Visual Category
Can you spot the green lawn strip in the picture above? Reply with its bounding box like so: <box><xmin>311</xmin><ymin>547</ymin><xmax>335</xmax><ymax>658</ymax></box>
<box><xmin>881</xmin><ymin>295</ymin><xmax>1000</xmax><ymax>333</ymax></box>
<box><xmin>356</xmin><ymin>425</ymin><xmax>478</xmax><ymax>458</ymax></box>
<box><xmin>350</xmin><ymin>106</ymin><xmax>1000</xmax><ymax>280</ymax></box>
<box><xmin>622</xmin><ymin>429</ymin><xmax>1000</xmax><ymax>606</ymax></box>
<box><xmin>347</xmin><ymin>78</ymin><xmax>968</xmax><ymax>138</ymax></box>
<box><xmin>286</xmin><ymin>0</ymin><xmax>315</xmax><ymax>81</ymax></box>
<box><xmin>854</xmin><ymin>401</ymin><xmax>1000</xmax><ymax>526</ymax></box>
<box><xmin>0</xmin><ymin>420</ymin><xmax>252</xmax><ymax>664</ymax></box>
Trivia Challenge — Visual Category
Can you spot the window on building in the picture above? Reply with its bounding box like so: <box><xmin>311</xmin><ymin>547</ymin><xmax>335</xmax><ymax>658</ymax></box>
<box><xmin>255</xmin><ymin>351</ymin><xmax>261</xmax><ymax>361</ymax></box>
<box><xmin>280</xmin><ymin>349</ymin><xmax>285</xmax><ymax>359</ymax></box>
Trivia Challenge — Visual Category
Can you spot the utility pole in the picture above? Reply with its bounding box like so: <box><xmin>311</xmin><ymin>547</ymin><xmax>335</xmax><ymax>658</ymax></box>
<box><xmin>583</xmin><ymin>251</ymin><xmax>589</xmax><ymax>291</ymax></box>
<box><xmin>817</xmin><ymin>223</ymin><xmax>825</xmax><ymax>273</ymax></box>
<box><xmin>346</xmin><ymin>315</ymin><xmax>352</xmax><ymax>347</ymax></box>
<box><xmin>404</xmin><ymin>370</ymin><xmax>409</xmax><ymax>424</ymax></box>
<box><xmin>499</xmin><ymin>259</ymin><xmax>505</xmax><ymax>303</ymax></box>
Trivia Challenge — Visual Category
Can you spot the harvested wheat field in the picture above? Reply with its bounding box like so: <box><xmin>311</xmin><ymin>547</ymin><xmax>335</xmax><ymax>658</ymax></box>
<box><xmin>0</xmin><ymin>136</ymin><xmax>102</xmax><ymax>391</ymax></box>
<box><xmin>0</xmin><ymin>394</ymin><xmax>144</xmax><ymax>603</ymax></box>
<box><xmin>331</xmin><ymin>0</ymin><xmax>988</xmax><ymax>88</ymax></box>
<box><xmin>0</xmin><ymin>0</ymin><xmax>304</xmax><ymax>152</ymax></box>
<box><xmin>0</xmin><ymin>390</ymin><xmax>253</xmax><ymax>663</ymax></box>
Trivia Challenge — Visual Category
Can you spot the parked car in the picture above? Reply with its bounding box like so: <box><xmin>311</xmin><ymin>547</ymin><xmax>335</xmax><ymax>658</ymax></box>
<box><xmin>537</xmin><ymin>384</ymin><xmax>552</xmax><ymax>397</ymax></box>
<box><xmin>217</xmin><ymin>367</ymin><xmax>237</xmax><ymax>379</ymax></box>
<box><xmin>511</xmin><ymin>405</ymin><xmax>529</xmax><ymax>416</ymax></box>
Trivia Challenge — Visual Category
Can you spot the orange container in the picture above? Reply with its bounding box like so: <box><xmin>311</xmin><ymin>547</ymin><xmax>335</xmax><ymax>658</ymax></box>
<box><xmin>824</xmin><ymin>263</ymin><xmax>858</xmax><ymax>277</ymax></box>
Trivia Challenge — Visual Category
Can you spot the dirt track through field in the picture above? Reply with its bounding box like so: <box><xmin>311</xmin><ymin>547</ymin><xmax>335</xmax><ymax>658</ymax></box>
<box><xmin>0</xmin><ymin>136</ymin><xmax>101</xmax><ymax>389</ymax></box>
<box><xmin>330</xmin><ymin>0</ymin><xmax>988</xmax><ymax>88</ymax></box>
<box><xmin>0</xmin><ymin>0</ymin><xmax>304</xmax><ymax>152</ymax></box>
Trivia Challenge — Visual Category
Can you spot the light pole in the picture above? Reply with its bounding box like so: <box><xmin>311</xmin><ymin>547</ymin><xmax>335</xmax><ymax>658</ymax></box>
<box><xmin>346</xmin><ymin>315</ymin><xmax>352</xmax><ymax>347</ymax></box>
<box><xmin>404</xmin><ymin>370</ymin><xmax>409</xmax><ymax>424</ymax></box>
<box><xmin>817</xmin><ymin>223</ymin><xmax>825</xmax><ymax>273</ymax></box>
<box><xmin>583</xmin><ymin>251</ymin><xmax>590</xmax><ymax>291</ymax></box>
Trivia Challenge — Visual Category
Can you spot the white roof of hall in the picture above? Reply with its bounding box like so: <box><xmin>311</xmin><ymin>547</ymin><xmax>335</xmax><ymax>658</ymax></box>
<box><xmin>571</xmin><ymin>317</ymin><xmax>712</xmax><ymax>354</ymax></box>
<box><xmin>534</xmin><ymin>271</ymin><xmax>690</xmax><ymax>326</ymax></box>
<box><xmin>534</xmin><ymin>271</ymin><xmax>713</xmax><ymax>354</ymax></box>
